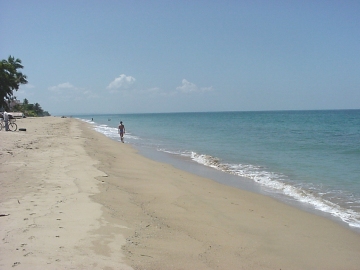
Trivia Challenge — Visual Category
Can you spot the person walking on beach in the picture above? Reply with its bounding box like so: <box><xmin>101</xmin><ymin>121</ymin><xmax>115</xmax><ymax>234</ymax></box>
<box><xmin>118</xmin><ymin>121</ymin><xmax>125</xmax><ymax>143</ymax></box>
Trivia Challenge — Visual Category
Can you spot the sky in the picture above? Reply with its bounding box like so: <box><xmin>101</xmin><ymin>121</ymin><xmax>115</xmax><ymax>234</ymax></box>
<box><xmin>1</xmin><ymin>0</ymin><xmax>360</xmax><ymax>115</ymax></box>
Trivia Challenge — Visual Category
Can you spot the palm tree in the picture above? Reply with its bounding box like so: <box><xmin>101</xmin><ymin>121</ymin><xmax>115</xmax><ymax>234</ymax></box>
<box><xmin>0</xmin><ymin>56</ymin><xmax>28</xmax><ymax>110</ymax></box>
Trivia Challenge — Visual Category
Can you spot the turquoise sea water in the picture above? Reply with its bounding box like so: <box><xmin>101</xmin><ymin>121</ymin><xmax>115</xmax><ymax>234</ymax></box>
<box><xmin>74</xmin><ymin>110</ymin><xmax>360</xmax><ymax>229</ymax></box>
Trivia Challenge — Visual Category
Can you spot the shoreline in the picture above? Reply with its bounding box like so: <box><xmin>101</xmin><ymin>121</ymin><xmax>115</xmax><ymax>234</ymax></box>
<box><xmin>2</xmin><ymin>117</ymin><xmax>360</xmax><ymax>269</ymax></box>
<box><xmin>79</xmin><ymin>111</ymin><xmax>360</xmax><ymax>232</ymax></box>
<box><xmin>133</xmin><ymin>144</ymin><xmax>360</xmax><ymax>234</ymax></box>
<box><xmin>79</xmin><ymin>118</ymin><xmax>360</xmax><ymax>269</ymax></box>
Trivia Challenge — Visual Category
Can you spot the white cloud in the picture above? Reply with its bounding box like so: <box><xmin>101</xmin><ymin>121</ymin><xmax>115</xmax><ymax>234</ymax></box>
<box><xmin>47</xmin><ymin>82</ymin><xmax>97</xmax><ymax>99</ymax></box>
<box><xmin>176</xmin><ymin>79</ymin><xmax>213</xmax><ymax>93</ymax></box>
<box><xmin>176</xmin><ymin>79</ymin><xmax>197</xmax><ymax>93</ymax></box>
<box><xmin>107</xmin><ymin>74</ymin><xmax>136</xmax><ymax>91</ymax></box>
<box><xmin>49</xmin><ymin>82</ymin><xmax>77</xmax><ymax>92</ymax></box>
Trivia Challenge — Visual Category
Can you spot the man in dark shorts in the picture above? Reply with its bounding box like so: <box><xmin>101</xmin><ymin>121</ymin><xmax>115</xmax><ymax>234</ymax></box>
<box><xmin>118</xmin><ymin>121</ymin><xmax>125</xmax><ymax>143</ymax></box>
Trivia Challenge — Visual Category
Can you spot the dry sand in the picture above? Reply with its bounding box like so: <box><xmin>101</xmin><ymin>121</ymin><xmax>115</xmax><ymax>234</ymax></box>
<box><xmin>1</xmin><ymin>117</ymin><xmax>360</xmax><ymax>270</ymax></box>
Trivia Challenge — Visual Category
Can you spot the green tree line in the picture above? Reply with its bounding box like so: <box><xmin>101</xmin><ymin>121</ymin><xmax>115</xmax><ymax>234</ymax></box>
<box><xmin>1</xmin><ymin>55</ymin><xmax>50</xmax><ymax>116</ymax></box>
<box><xmin>13</xmin><ymin>98</ymin><xmax>50</xmax><ymax>117</ymax></box>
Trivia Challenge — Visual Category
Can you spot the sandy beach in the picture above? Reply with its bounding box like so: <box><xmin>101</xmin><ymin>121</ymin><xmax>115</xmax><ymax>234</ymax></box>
<box><xmin>1</xmin><ymin>117</ymin><xmax>360</xmax><ymax>270</ymax></box>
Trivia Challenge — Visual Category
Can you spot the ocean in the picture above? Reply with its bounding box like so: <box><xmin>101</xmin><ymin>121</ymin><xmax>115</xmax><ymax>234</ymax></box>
<box><xmin>74</xmin><ymin>110</ymin><xmax>360</xmax><ymax>230</ymax></box>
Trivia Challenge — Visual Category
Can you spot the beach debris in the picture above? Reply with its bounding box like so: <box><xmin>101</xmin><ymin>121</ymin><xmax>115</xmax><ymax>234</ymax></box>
<box><xmin>0</xmin><ymin>214</ymin><xmax>10</xmax><ymax>217</ymax></box>
<box><xmin>12</xmin><ymin>262</ymin><xmax>20</xmax><ymax>267</ymax></box>
<box><xmin>140</xmin><ymin>254</ymin><xmax>153</xmax><ymax>258</ymax></box>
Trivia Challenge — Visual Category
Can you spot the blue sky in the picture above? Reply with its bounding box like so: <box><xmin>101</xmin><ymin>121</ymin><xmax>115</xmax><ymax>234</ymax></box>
<box><xmin>1</xmin><ymin>0</ymin><xmax>359</xmax><ymax>115</ymax></box>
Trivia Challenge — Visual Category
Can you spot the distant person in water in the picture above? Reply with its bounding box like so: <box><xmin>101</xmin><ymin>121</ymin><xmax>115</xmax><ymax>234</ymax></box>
<box><xmin>118</xmin><ymin>121</ymin><xmax>125</xmax><ymax>143</ymax></box>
